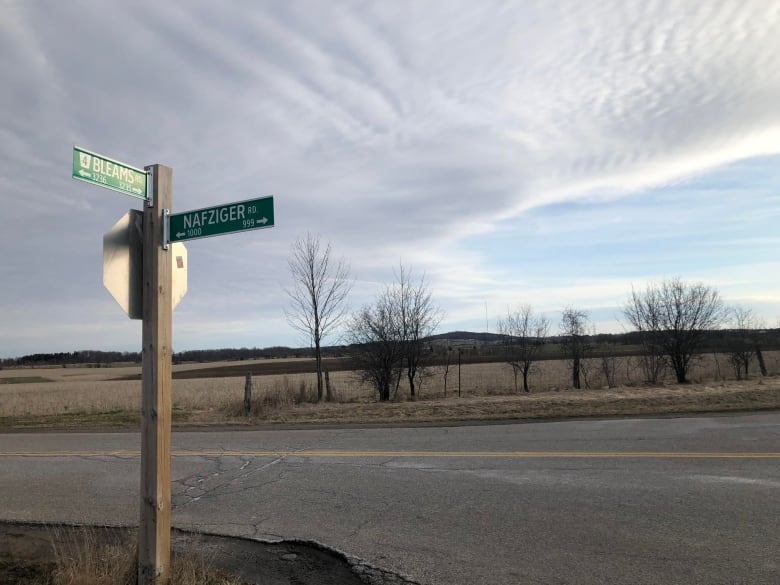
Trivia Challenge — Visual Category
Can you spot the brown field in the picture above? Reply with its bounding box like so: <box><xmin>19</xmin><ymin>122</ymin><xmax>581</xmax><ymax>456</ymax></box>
<box><xmin>1</xmin><ymin>352</ymin><xmax>779</xmax><ymax>429</ymax></box>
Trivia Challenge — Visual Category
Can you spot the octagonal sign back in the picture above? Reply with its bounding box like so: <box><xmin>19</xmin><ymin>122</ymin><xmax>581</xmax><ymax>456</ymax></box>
<box><xmin>103</xmin><ymin>210</ymin><xmax>187</xmax><ymax>319</ymax></box>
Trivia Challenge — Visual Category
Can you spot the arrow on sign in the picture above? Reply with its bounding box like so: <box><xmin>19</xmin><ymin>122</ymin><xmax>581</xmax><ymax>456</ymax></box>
<box><xmin>79</xmin><ymin>170</ymin><xmax>92</xmax><ymax>178</ymax></box>
<box><xmin>258</xmin><ymin>217</ymin><xmax>268</xmax><ymax>225</ymax></box>
<box><xmin>176</xmin><ymin>232</ymin><xmax>186</xmax><ymax>238</ymax></box>
<box><xmin>131</xmin><ymin>187</ymin><xmax>142</xmax><ymax>194</ymax></box>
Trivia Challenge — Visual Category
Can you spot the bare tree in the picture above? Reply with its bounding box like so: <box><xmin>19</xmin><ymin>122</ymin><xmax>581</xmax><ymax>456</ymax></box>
<box><xmin>727</xmin><ymin>306</ymin><xmax>766</xmax><ymax>379</ymax></box>
<box><xmin>623</xmin><ymin>278</ymin><xmax>725</xmax><ymax>384</ymax></box>
<box><xmin>346</xmin><ymin>265</ymin><xmax>441</xmax><ymax>402</ymax></box>
<box><xmin>559</xmin><ymin>307</ymin><xmax>591</xmax><ymax>389</ymax></box>
<box><xmin>346</xmin><ymin>291</ymin><xmax>404</xmax><ymax>402</ymax></box>
<box><xmin>623</xmin><ymin>286</ymin><xmax>667</xmax><ymax>384</ymax></box>
<box><xmin>600</xmin><ymin>355</ymin><xmax>618</xmax><ymax>388</ymax></box>
<box><xmin>393</xmin><ymin>265</ymin><xmax>442</xmax><ymax>400</ymax></box>
<box><xmin>497</xmin><ymin>305</ymin><xmax>549</xmax><ymax>393</ymax></box>
<box><xmin>286</xmin><ymin>233</ymin><xmax>352</xmax><ymax>402</ymax></box>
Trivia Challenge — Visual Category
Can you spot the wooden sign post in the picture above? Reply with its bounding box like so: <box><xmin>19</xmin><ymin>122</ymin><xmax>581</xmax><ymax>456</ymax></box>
<box><xmin>74</xmin><ymin>146</ymin><xmax>275</xmax><ymax>585</ymax></box>
<box><xmin>139</xmin><ymin>164</ymin><xmax>173</xmax><ymax>584</ymax></box>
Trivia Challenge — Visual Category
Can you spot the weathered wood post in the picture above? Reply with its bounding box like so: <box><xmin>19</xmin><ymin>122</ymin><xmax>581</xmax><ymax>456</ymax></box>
<box><xmin>458</xmin><ymin>348</ymin><xmax>462</xmax><ymax>398</ymax></box>
<box><xmin>443</xmin><ymin>348</ymin><xmax>450</xmax><ymax>397</ymax></box>
<box><xmin>325</xmin><ymin>369</ymin><xmax>333</xmax><ymax>402</ymax></box>
<box><xmin>139</xmin><ymin>164</ymin><xmax>173</xmax><ymax>584</ymax></box>
<box><xmin>244</xmin><ymin>373</ymin><xmax>252</xmax><ymax>414</ymax></box>
<box><xmin>74</xmin><ymin>146</ymin><xmax>276</xmax><ymax>585</ymax></box>
<box><xmin>756</xmin><ymin>345</ymin><xmax>768</xmax><ymax>376</ymax></box>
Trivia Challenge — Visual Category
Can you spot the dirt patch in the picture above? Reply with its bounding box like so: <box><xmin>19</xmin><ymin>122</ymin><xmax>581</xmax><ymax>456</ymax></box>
<box><xmin>0</xmin><ymin>376</ymin><xmax>53</xmax><ymax>385</ymax></box>
<box><xmin>111</xmin><ymin>353</ymin><xmax>513</xmax><ymax>381</ymax></box>
<box><xmin>0</xmin><ymin>522</ymin><xmax>419</xmax><ymax>585</ymax></box>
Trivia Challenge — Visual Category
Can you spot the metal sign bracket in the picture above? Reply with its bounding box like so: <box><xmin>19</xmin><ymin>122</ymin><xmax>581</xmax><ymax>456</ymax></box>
<box><xmin>145</xmin><ymin>166</ymin><xmax>155</xmax><ymax>208</ymax></box>
<box><xmin>163</xmin><ymin>209</ymin><xmax>170</xmax><ymax>250</ymax></box>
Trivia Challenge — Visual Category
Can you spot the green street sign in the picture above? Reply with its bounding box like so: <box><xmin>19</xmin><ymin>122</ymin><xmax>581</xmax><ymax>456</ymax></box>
<box><xmin>72</xmin><ymin>146</ymin><xmax>148</xmax><ymax>199</ymax></box>
<box><xmin>168</xmin><ymin>196</ymin><xmax>274</xmax><ymax>243</ymax></box>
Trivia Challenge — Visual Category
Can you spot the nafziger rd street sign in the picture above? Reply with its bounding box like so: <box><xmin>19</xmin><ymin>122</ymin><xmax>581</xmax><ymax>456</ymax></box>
<box><xmin>168</xmin><ymin>195</ymin><xmax>274</xmax><ymax>243</ymax></box>
<box><xmin>72</xmin><ymin>146</ymin><xmax>148</xmax><ymax>199</ymax></box>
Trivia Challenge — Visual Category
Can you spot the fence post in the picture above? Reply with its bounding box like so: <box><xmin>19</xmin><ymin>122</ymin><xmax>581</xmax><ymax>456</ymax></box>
<box><xmin>325</xmin><ymin>369</ymin><xmax>333</xmax><ymax>402</ymax></box>
<box><xmin>244</xmin><ymin>373</ymin><xmax>252</xmax><ymax>414</ymax></box>
<box><xmin>458</xmin><ymin>349</ymin><xmax>462</xmax><ymax>398</ymax></box>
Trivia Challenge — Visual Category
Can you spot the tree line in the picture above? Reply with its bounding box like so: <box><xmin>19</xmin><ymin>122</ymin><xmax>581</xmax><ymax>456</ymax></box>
<box><xmin>286</xmin><ymin>235</ymin><xmax>779</xmax><ymax>403</ymax></box>
<box><xmin>5</xmin><ymin>231</ymin><xmax>776</xmax><ymax>399</ymax></box>
<box><xmin>497</xmin><ymin>278</ymin><xmax>775</xmax><ymax>393</ymax></box>
<box><xmin>1</xmin><ymin>346</ymin><xmax>348</xmax><ymax>368</ymax></box>
<box><xmin>2</xmin><ymin>350</ymin><xmax>142</xmax><ymax>368</ymax></box>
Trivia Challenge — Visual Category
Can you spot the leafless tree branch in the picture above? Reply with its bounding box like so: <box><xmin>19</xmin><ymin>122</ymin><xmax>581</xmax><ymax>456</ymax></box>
<box><xmin>285</xmin><ymin>233</ymin><xmax>352</xmax><ymax>401</ymax></box>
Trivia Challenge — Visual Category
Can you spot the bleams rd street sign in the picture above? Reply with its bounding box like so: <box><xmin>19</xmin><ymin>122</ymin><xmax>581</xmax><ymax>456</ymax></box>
<box><xmin>72</xmin><ymin>146</ymin><xmax>148</xmax><ymax>199</ymax></box>
<box><xmin>168</xmin><ymin>196</ymin><xmax>274</xmax><ymax>243</ymax></box>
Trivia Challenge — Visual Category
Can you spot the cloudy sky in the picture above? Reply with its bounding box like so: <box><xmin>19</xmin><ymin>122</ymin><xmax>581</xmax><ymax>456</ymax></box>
<box><xmin>1</xmin><ymin>1</ymin><xmax>779</xmax><ymax>357</ymax></box>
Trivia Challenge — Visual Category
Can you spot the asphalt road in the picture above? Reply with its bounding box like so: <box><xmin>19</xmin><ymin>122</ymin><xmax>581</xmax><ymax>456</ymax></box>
<box><xmin>2</xmin><ymin>413</ymin><xmax>779</xmax><ymax>585</ymax></box>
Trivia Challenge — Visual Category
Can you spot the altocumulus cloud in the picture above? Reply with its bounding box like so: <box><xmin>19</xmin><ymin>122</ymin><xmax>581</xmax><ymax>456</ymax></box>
<box><xmin>0</xmin><ymin>0</ymin><xmax>778</xmax><ymax>355</ymax></box>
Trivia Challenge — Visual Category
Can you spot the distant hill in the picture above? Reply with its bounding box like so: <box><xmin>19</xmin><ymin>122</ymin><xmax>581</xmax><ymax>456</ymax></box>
<box><xmin>4</xmin><ymin>329</ymin><xmax>780</xmax><ymax>367</ymax></box>
<box><xmin>428</xmin><ymin>331</ymin><xmax>504</xmax><ymax>343</ymax></box>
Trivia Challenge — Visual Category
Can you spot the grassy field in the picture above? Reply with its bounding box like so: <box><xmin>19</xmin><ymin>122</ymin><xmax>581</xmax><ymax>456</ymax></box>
<box><xmin>1</xmin><ymin>352</ymin><xmax>779</xmax><ymax>429</ymax></box>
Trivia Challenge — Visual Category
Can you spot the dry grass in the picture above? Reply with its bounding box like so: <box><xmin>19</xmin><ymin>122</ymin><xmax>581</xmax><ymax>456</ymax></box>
<box><xmin>36</xmin><ymin>527</ymin><xmax>247</xmax><ymax>585</ymax></box>
<box><xmin>227</xmin><ymin>378</ymin><xmax>780</xmax><ymax>426</ymax></box>
<box><xmin>47</xmin><ymin>527</ymin><xmax>134</xmax><ymax>585</ymax></box>
<box><xmin>1</xmin><ymin>352</ymin><xmax>779</xmax><ymax>429</ymax></box>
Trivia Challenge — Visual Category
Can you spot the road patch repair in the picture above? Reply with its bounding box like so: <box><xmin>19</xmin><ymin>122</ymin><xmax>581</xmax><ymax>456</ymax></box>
<box><xmin>0</xmin><ymin>521</ymin><xmax>420</xmax><ymax>585</ymax></box>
